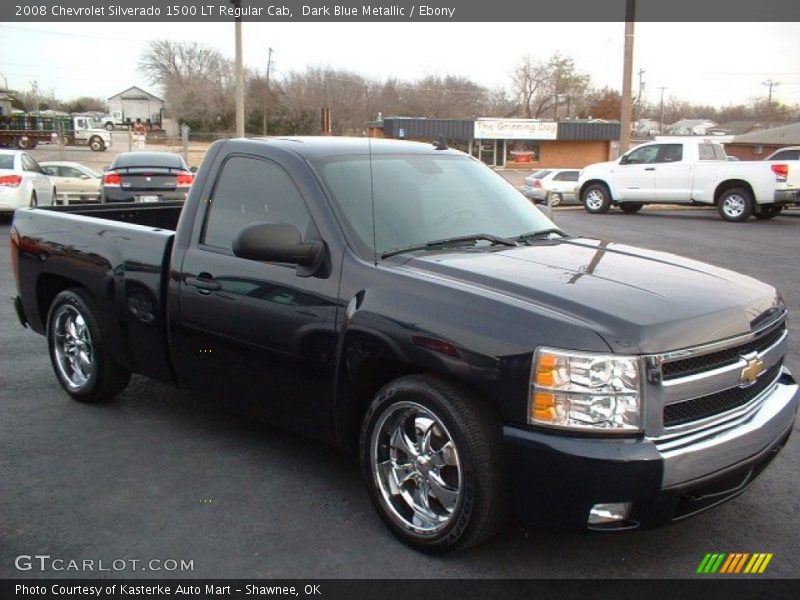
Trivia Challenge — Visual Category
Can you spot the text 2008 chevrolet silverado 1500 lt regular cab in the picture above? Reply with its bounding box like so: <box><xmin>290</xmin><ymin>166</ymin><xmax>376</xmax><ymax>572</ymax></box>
<box><xmin>577</xmin><ymin>139</ymin><xmax>800</xmax><ymax>221</ymax></box>
<box><xmin>10</xmin><ymin>137</ymin><xmax>799</xmax><ymax>553</ymax></box>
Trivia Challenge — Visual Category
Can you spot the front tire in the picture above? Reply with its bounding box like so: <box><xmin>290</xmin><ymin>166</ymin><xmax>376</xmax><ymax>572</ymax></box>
<box><xmin>582</xmin><ymin>183</ymin><xmax>612</xmax><ymax>214</ymax></box>
<box><xmin>718</xmin><ymin>187</ymin><xmax>753</xmax><ymax>222</ymax></box>
<box><xmin>47</xmin><ymin>289</ymin><xmax>131</xmax><ymax>403</ymax></box>
<box><xmin>360</xmin><ymin>374</ymin><xmax>506</xmax><ymax>554</ymax></box>
<box><xmin>89</xmin><ymin>136</ymin><xmax>105</xmax><ymax>152</ymax></box>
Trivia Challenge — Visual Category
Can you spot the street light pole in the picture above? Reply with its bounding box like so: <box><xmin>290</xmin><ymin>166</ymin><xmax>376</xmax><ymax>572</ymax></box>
<box><xmin>619</xmin><ymin>0</ymin><xmax>636</xmax><ymax>153</ymax></box>
<box><xmin>263</xmin><ymin>47</ymin><xmax>273</xmax><ymax>136</ymax></box>
<box><xmin>232</xmin><ymin>0</ymin><xmax>245</xmax><ymax>138</ymax></box>
<box><xmin>658</xmin><ymin>86</ymin><xmax>667</xmax><ymax>133</ymax></box>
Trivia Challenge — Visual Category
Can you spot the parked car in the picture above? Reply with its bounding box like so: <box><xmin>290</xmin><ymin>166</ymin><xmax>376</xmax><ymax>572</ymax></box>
<box><xmin>577</xmin><ymin>139</ymin><xmax>800</xmax><ymax>221</ymax></box>
<box><xmin>521</xmin><ymin>168</ymin><xmax>580</xmax><ymax>205</ymax></box>
<box><xmin>0</xmin><ymin>149</ymin><xmax>56</xmax><ymax>214</ymax></box>
<box><xmin>40</xmin><ymin>161</ymin><xmax>102</xmax><ymax>204</ymax></box>
<box><xmin>103</xmin><ymin>152</ymin><xmax>193</xmax><ymax>203</ymax></box>
<box><xmin>764</xmin><ymin>146</ymin><xmax>800</xmax><ymax>161</ymax></box>
<box><xmin>10</xmin><ymin>138</ymin><xmax>798</xmax><ymax>553</ymax></box>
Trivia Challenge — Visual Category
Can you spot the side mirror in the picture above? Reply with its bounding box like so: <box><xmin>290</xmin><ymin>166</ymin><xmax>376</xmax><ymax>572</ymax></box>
<box><xmin>80</xmin><ymin>174</ymin><xmax>90</xmax><ymax>180</ymax></box>
<box><xmin>619</xmin><ymin>155</ymin><xmax>630</xmax><ymax>165</ymax></box>
<box><xmin>233</xmin><ymin>222</ymin><xmax>323</xmax><ymax>276</ymax></box>
<box><xmin>102</xmin><ymin>166</ymin><xmax>110</xmax><ymax>172</ymax></box>
<box><xmin>190</xmin><ymin>166</ymin><xmax>198</xmax><ymax>173</ymax></box>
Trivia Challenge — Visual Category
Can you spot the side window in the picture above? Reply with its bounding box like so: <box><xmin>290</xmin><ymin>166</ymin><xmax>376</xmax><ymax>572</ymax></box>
<box><xmin>625</xmin><ymin>145</ymin><xmax>660</xmax><ymax>164</ymax></box>
<box><xmin>203</xmin><ymin>155</ymin><xmax>314</xmax><ymax>252</ymax></box>
<box><xmin>26</xmin><ymin>155</ymin><xmax>44</xmax><ymax>173</ymax></box>
<box><xmin>553</xmin><ymin>170</ymin><xmax>579</xmax><ymax>181</ymax></box>
<box><xmin>772</xmin><ymin>150</ymin><xmax>800</xmax><ymax>160</ymax></box>
<box><xmin>655</xmin><ymin>144</ymin><xmax>683</xmax><ymax>163</ymax></box>
<box><xmin>62</xmin><ymin>167</ymin><xmax>83</xmax><ymax>178</ymax></box>
<box><xmin>41</xmin><ymin>165</ymin><xmax>58</xmax><ymax>176</ymax></box>
<box><xmin>21</xmin><ymin>154</ymin><xmax>36</xmax><ymax>172</ymax></box>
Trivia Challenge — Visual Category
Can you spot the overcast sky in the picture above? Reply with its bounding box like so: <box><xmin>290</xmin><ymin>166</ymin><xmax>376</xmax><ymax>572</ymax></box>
<box><xmin>1</xmin><ymin>21</ymin><xmax>798</xmax><ymax>110</ymax></box>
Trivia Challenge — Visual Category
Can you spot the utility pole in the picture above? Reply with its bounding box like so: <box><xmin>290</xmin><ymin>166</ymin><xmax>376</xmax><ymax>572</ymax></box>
<box><xmin>762</xmin><ymin>79</ymin><xmax>779</xmax><ymax>121</ymax></box>
<box><xmin>635</xmin><ymin>68</ymin><xmax>645</xmax><ymax>121</ymax></box>
<box><xmin>658</xmin><ymin>86</ymin><xmax>667</xmax><ymax>133</ymax></box>
<box><xmin>262</xmin><ymin>47</ymin><xmax>273</xmax><ymax>136</ymax></box>
<box><xmin>619</xmin><ymin>0</ymin><xmax>636</xmax><ymax>153</ymax></box>
<box><xmin>232</xmin><ymin>0</ymin><xmax>245</xmax><ymax>138</ymax></box>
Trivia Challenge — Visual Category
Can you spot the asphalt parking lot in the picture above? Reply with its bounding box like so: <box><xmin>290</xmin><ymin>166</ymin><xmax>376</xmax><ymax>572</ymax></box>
<box><xmin>1</xmin><ymin>206</ymin><xmax>798</xmax><ymax>579</ymax></box>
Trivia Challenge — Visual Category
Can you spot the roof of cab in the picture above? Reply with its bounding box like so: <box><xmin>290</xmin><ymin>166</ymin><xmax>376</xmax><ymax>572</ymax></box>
<box><xmin>225</xmin><ymin>136</ymin><xmax>466</xmax><ymax>159</ymax></box>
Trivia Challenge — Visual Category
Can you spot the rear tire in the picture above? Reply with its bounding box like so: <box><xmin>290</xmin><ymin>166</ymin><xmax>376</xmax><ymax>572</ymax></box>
<box><xmin>753</xmin><ymin>204</ymin><xmax>782</xmax><ymax>220</ymax></box>
<box><xmin>582</xmin><ymin>183</ymin><xmax>612</xmax><ymax>214</ymax></box>
<box><xmin>546</xmin><ymin>192</ymin><xmax>563</xmax><ymax>207</ymax></box>
<box><xmin>46</xmin><ymin>289</ymin><xmax>131</xmax><ymax>403</ymax></box>
<box><xmin>718</xmin><ymin>187</ymin><xmax>753</xmax><ymax>222</ymax></box>
<box><xmin>360</xmin><ymin>374</ymin><xmax>506</xmax><ymax>554</ymax></box>
<box><xmin>619</xmin><ymin>202</ymin><xmax>643</xmax><ymax>214</ymax></box>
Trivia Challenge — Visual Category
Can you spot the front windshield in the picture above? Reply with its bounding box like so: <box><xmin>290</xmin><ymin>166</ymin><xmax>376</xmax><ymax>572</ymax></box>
<box><xmin>314</xmin><ymin>152</ymin><xmax>556</xmax><ymax>259</ymax></box>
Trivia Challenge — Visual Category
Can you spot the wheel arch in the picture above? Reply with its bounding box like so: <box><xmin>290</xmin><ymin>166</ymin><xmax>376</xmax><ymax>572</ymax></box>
<box><xmin>714</xmin><ymin>179</ymin><xmax>755</xmax><ymax>205</ymax></box>
<box><xmin>580</xmin><ymin>179</ymin><xmax>615</xmax><ymax>202</ymax></box>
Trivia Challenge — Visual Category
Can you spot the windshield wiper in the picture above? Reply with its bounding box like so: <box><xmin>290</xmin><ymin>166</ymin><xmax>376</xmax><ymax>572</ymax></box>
<box><xmin>381</xmin><ymin>234</ymin><xmax>518</xmax><ymax>259</ymax></box>
<box><xmin>514</xmin><ymin>228</ymin><xmax>567</xmax><ymax>244</ymax></box>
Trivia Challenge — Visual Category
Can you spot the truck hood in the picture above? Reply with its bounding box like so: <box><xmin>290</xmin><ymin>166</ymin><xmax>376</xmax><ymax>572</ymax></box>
<box><xmin>401</xmin><ymin>238</ymin><xmax>781</xmax><ymax>354</ymax></box>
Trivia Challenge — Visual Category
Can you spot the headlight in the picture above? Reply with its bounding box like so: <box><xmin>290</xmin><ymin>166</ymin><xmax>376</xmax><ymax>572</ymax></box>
<box><xmin>529</xmin><ymin>347</ymin><xmax>641</xmax><ymax>432</ymax></box>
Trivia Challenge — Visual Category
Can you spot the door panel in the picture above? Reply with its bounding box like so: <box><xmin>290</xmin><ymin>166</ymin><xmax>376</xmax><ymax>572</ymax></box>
<box><xmin>173</xmin><ymin>153</ymin><xmax>341</xmax><ymax>442</ymax></box>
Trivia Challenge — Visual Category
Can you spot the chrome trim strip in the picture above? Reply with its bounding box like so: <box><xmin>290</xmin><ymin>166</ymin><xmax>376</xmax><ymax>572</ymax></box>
<box><xmin>655</xmin><ymin>377</ymin><xmax>798</xmax><ymax>488</ymax></box>
<box><xmin>645</xmin><ymin>314</ymin><xmax>786</xmax><ymax>363</ymax></box>
<box><xmin>660</xmin><ymin>328</ymin><xmax>786</xmax><ymax>389</ymax></box>
<box><xmin>649</xmin><ymin>372</ymin><xmax>782</xmax><ymax>451</ymax></box>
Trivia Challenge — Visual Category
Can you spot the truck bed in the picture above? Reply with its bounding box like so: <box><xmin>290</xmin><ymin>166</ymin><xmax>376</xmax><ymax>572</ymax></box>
<box><xmin>12</xmin><ymin>202</ymin><xmax>183</xmax><ymax>385</ymax></box>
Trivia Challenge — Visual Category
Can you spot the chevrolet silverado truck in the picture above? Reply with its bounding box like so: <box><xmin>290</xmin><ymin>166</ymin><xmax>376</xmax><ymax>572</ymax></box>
<box><xmin>577</xmin><ymin>139</ymin><xmax>800</xmax><ymax>221</ymax></box>
<box><xmin>10</xmin><ymin>137</ymin><xmax>799</xmax><ymax>553</ymax></box>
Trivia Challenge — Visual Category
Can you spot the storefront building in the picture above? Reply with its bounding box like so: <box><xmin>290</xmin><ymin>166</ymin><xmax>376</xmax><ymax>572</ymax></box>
<box><xmin>377</xmin><ymin>117</ymin><xmax>620</xmax><ymax>169</ymax></box>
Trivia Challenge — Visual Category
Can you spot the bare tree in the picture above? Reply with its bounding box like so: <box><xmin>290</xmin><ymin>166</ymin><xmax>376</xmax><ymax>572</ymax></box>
<box><xmin>139</xmin><ymin>40</ymin><xmax>235</xmax><ymax>130</ymax></box>
<box><xmin>511</xmin><ymin>53</ymin><xmax>590</xmax><ymax>119</ymax></box>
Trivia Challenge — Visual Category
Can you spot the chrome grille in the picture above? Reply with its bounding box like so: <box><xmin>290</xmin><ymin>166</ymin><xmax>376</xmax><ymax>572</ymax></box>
<box><xmin>663</xmin><ymin>361</ymin><xmax>782</xmax><ymax>427</ymax></box>
<box><xmin>662</xmin><ymin>322</ymin><xmax>786</xmax><ymax>381</ymax></box>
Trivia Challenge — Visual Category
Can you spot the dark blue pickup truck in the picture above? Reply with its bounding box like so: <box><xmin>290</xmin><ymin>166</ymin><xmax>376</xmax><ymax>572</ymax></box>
<box><xmin>10</xmin><ymin>137</ymin><xmax>799</xmax><ymax>553</ymax></box>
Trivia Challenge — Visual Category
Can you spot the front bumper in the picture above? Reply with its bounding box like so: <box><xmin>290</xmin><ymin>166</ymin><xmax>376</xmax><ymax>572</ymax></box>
<box><xmin>504</xmin><ymin>369</ymin><xmax>798</xmax><ymax>530</ymax></box>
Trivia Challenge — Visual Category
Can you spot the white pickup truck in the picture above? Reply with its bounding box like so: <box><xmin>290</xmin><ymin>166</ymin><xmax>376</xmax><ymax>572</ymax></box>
<box><xmin>576</xmin><ymin>139</ymin><xmax>800</xmax><ymax>221</ymax></box>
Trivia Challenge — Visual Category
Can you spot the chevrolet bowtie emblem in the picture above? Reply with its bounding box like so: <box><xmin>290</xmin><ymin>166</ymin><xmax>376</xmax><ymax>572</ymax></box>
<box><xmin>740</xmin><ymin>354</ymin><xmax>765</xmax><ymax>387</ymax></box>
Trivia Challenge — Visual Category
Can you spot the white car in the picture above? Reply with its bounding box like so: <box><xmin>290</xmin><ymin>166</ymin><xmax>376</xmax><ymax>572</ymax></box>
<box><xmin>765</xmin><ymin>146</ymin><xmax>800</xmax><ymax>161</ymax></box>
<box><xmin>521</xmin><ymin>168</ymin><xmax>580</xmax><ymax>205</ymax></box>
<box><xmin>40</xmin><ymin>161</ymin><xmax>102</xmax><ymax>204</ymax></box>
<box><xmin>0</xmin><ymin>150</ymin><xmax>56</xmax><ymax>214</ymax></box>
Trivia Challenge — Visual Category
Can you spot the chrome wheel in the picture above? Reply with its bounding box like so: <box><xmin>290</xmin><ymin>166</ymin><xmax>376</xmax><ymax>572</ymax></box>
<box><xmin>370</xmin><ymin>401</ymin><xmax>462</xmax><ymax>535</ymax></box>
<box><xmin>721</xmin><ymin>194</ymin><xmax>746</xmax><ymax>218</ymax></box>
<box><xmin>583</xmin><ymin>190</ymin><xmax>608</xmax><ymax>213</ymax></box>
<box><xmin>52</xmin><ymin>305</ymin><xmax>94</xmax><ymax>391</ymax></box>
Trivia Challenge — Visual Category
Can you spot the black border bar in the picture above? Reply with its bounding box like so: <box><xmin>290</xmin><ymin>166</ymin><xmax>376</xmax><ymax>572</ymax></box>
<box><xmin>3</xmin><ymin>579</ymin><xmax>800</xmax><ymax>600</ymax></box>
<box><xmin>3</xmin><ymin>0</ymin><xmax>800</xmax><ymax>22</ymax></box>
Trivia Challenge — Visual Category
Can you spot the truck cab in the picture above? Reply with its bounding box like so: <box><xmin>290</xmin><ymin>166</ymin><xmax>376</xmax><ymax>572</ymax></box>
<box><xmin>70</xmin><ymin>115</ymin><xmax>113</xmax><ymax>152</ymax></box>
